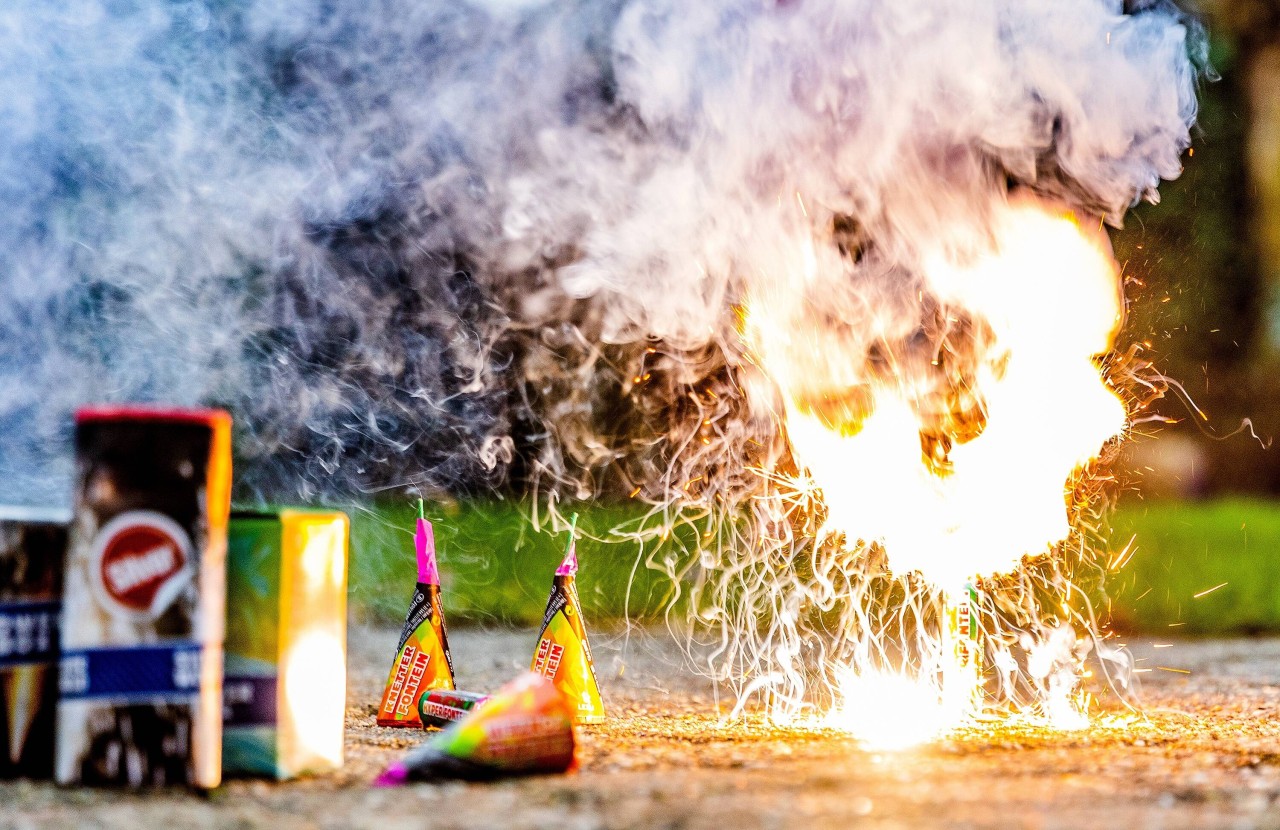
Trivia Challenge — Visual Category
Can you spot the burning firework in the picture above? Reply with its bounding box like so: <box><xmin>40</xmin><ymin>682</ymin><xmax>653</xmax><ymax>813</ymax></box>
<box><xmin>0</xmin><ymin>1</ymin><xmax>1204</xmax><ymax>742</ymax></box>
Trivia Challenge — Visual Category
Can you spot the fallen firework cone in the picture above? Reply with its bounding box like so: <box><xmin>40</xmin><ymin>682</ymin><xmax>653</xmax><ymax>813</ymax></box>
<box><xmin>375</xmin><ymin>672</ymin><xmax>575</xmax><ymax>785</ymax></box>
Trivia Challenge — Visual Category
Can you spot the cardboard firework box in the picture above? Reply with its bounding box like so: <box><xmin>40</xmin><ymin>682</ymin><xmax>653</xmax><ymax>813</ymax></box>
<box><xmin>56</xmin><ymin>406</ymin><xmax>231</xmax><ymax>788</ymax></box>
<box><xmin>223</xmin><ymin>509</ymin><xmax>348</xmax><ymax>779</ymax></box>
<box><xmin>0</xmin><ymin>507</ymin><xmax>69</xmax><ymax>779</ymax></box>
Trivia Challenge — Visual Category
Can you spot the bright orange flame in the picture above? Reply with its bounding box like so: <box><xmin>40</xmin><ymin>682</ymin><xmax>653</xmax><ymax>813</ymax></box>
<box><xmin>746</xmin><ymin>194</ymin><xmax>1126</xmax><ymax>587</ymax></box>
<box><xmin>744</xmin><ymin>193</ymin><xmax>1128</xmax><ymax>740</ymax></box>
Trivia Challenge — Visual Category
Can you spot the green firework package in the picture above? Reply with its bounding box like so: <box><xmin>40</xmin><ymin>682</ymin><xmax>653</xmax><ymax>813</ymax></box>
<box><xmin>223</xmin><ymin>509</ymin><xmax>349</xmax><ymax>779</ymax></box>
<box><xmin>57</xmin><ymin>406</ymin><xmax>232</xmax><ymax>788</ymax></box>
<box><xmin>0</xmin><ymin>507</ymin><xmax>69</xmax><ymax>779</ymax></box>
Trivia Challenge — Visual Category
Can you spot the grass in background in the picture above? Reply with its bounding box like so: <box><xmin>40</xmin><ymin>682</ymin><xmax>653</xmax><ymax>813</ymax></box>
<box><xmin>348</xmin><ymin>500</ymin><xmax>704</xmax><ymax>627</ymax></box>
<box><xmin>346</xmin><ymin>497</ymin><xmax>1280</xmax><ymax>635</ymax></box>
<box><xmin>1107</xmin><ymin>499</ymin><xmax>1280</xmax><ymax>635</ymax></box>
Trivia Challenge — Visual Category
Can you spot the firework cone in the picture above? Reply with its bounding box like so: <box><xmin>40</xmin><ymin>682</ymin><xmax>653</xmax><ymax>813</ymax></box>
<box><xmin>377</xmin><ymin>502</ymin><xmax>455</xmax><ymax>727</ymax></box>
<box><xmin>530</xmin><ymin>515</ymin><xmax>604</xmax><ymax>724</ymax></box>
<box><xmin>375</xmin><ymin>672</ymin><xmax>575</xmax><ymax>785</ymax></box>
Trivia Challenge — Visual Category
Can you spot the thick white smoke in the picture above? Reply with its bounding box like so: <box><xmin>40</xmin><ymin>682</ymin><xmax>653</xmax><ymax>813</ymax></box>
<box><xmin>0</xmin><ymin>1</ymin><xmax>1199</xmax><ymax>508</ymax></box>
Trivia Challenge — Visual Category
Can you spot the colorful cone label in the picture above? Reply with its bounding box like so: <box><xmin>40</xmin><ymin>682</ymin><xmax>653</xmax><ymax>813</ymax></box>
<box><xmin>376</xmin><ymin>672</ymin><xmax>575</xmax><ymax>785</ymax></box>
<box><xmin>418</xmin><ymin>689</ymin><xmax>490</xmax><ymax>730</ymax></box>
<box><xmin>378</xmin><ymin>514</ymin><xmax>454</xmax><ymax>727</ymax></box>
<box><xmin>379</xmin><ymin>583</ymin><xmax>454</xmax><ymax>727</ymax></box>
<box><xmin>530</xmin><ymin>521</ymin><xmax>604</xmax><ymax>724</ymax></box>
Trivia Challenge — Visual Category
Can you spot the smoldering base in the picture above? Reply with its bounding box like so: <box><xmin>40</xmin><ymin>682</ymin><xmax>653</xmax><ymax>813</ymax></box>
<box><xmin>0</xmin><ymin>0</ymin><xmax>1203</xmax><ymax>506</ymax></box>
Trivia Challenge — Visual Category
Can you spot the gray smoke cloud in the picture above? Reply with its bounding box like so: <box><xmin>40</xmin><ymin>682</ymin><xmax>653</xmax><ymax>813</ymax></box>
<box><xmin>0</xmin><ymin>0</ymin><xmax>1202</xmax><ymax>506</ymax></box>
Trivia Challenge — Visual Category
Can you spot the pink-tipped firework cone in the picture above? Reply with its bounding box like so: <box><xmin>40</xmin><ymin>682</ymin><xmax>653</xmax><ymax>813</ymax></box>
<box><xmin>377</xmin><ymin>501</ymin><xmax>454</xmax><ymax>727</ymax></box>
<box><xmin>530</xmin><ymin>515</ymin><xmax>604</xmax><ymax>724</ymax></box>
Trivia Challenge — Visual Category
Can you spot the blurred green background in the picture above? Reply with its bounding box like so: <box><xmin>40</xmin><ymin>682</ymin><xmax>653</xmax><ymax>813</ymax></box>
<box><xmin>347</xmin><ymin>6</ymin><xmax>1280</xmax><ymax>638</ymax></box>
<box><xmin>347</xmin><ymin>497</ymin><xmax>1280</xmax><ymax>637</ymax></box>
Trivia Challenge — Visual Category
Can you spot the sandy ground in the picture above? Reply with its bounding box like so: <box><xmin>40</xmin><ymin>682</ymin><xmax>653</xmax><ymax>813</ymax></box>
<box><xmin>4</xmin><ymin>627</ymin><xmax>1280</xmax><ymax>830</ymax></box>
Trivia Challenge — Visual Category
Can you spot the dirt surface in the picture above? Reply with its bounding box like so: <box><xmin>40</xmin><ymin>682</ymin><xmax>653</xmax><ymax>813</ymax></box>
<box><xmin>5</xmin><ymin>627</ymin><xmax>1280</xmax><ymax>829</ymax></box>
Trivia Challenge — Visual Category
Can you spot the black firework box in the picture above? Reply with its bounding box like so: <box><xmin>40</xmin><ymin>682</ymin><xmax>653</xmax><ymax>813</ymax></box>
<box><xmin>0</xmin><ymin>507</ymin><xmax>69</xmax><ymax>779</ymax></box>
<box><xmin>56</xmin><ymin>406</ymin><xmax>231</xmax><ymax>789</ymax></box>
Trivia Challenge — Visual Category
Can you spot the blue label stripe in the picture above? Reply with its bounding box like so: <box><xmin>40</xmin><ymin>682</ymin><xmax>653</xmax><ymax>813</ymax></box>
<box><xmin>0</xmin><ymin>600</ymin><xmax>60</xmax><ymax>668</ymax></box>
<box><xmin>59</xmin><ymin>643</ymin><xmax>204</xmax><ymax>701</ymax></box>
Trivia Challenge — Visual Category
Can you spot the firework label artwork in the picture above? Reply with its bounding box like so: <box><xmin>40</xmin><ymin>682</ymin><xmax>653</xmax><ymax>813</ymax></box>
<box><xmin>0</xmin><ymin>601</ymin><xmax>59</xmax><ymax>668</ymax></box>
<box><xmin>90</xmin><ymin>511</ymin><xmax>194</xmax><ymax>619</ymax></box>
<box><xmin>222</xmin><ymin>675</ymin><xmax>278</xmax><ymax>727</ymax></box>
<box><xmin>377</xmin><ymin>581</ymin><xmax>454</xmax><ymax>727</ymax></box>
<box><xmin>418</xmin><ymin>689</ymin><xmax>490</xmax><ymax>729</ymax></box>
<box><xmin>533</xmin><ymin>639</ymin><xmax>565</xmax><ymax>678</ymax></box>
<box><xmin>58</xmin><ymin>645</ymin><xmax>202</xmax><ymax>699</ymax></box>
<box><xmin>384</xmin><ymin>645</ymin><xmax>432</xmax><ymax>718</ymax></box>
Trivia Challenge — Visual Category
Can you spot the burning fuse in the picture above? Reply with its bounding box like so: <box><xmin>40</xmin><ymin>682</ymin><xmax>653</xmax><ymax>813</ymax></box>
<box><xmin>56</xmin><ymin>406</ymin><xmax>232</xmax><ymax>789</ymax></box>
<box><xmin>0</xmin><ymin>507</ymin><xmax>69</xmax><ymax>780</ymax></box>
<box><xmin>223</xmin><ymin>509</ymin><xmax>349</xmax><ymax>780</ymax></box>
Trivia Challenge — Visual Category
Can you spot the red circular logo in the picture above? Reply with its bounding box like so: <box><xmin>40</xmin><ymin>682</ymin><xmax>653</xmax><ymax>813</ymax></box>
<box><xmin>92</xmin><ymin>511</ymin><xmax>192</xmax><ymax>616</ymax></box>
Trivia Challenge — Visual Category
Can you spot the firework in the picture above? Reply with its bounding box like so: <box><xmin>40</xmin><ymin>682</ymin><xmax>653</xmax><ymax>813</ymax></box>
<box><xmin>418</xmin><ymin>689</ymin><xmax>490</xmax><ymax>730</ymax></box>
<box><xmin>0</xmin><ymin>508</ymin><xmax>68</xmax><ymax>779</ymax></box>
<box><xmin>377</xmin><ymin>502</ymin><xmax>454</xmax><ymax>728</ymax></box>
<box><xmin>375</xmin><ymin>672</ymin><xmax>575</xmax><ymax>785</ymax></box>
<box><xmin>56</xmin><ymin>406</ymin><xmax>231</xmax><ymax>788</ymax></box>
<box><xmin>223</xmin><ymin>509</ymin><xmax>349</xmax><ymax>779</ymax></box>
<box><xmin>531</xmin><ymin>515</ymin><xmax>604</xmax><ymax>725</ymax></box>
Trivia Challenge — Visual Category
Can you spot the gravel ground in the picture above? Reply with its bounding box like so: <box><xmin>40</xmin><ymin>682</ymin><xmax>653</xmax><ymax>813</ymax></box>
<box><xmin>4</xmin><ymin>626</ymin><xmax>1280</xmax><ymax>830</ymax></box>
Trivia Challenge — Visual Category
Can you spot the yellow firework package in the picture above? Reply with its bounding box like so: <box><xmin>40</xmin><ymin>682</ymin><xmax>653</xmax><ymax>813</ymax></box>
<box><xmin>223</xmin><ymin>509</ymin><xmax>349</xmax><ymax>779</ymax></box>
<box><xmin>377</xmin><ymin>505</ymin><xmax>454</xmax><ymax>727</ymax></box>
<box><xmin>530</xmin><ymin>515</ymin><xmax>604</xmax><ymax>724</ymax></box>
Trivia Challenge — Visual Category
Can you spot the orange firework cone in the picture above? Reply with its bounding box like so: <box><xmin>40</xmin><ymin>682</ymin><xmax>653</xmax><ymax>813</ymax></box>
<box><xmin>377</xmin><ymin>501</ymin><xmax>455</xmax><ymax>727</ymax></box>
<box><xmin>530</xmin><ymin>515</ymin><xmax>604</xmax><ymax>724</ymax></box>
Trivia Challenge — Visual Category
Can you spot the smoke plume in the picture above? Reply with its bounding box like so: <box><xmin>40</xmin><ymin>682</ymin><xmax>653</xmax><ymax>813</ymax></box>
<box><xmin>0</xmin><ymin>0</ymin><xmax>1201</xmax><ymax>509</ymax></box>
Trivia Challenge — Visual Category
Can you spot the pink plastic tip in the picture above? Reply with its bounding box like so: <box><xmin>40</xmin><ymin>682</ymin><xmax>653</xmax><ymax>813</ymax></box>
<box><xmin>555</xmin><ymin>540</ymin><xmax>578</xmax><ymax>576</ymax></box>
<box><xmin>415</xmin><ymin>518</ymin><xmax>440</xmax><ymax>586</ymax></box>
<box><xmin>372</xmin><ymin>763</ymin><xmax>409</xmax><ymax>788</ymax></box>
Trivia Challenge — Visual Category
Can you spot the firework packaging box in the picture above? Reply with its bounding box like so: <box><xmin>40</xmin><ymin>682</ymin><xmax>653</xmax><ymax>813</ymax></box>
<box><xmin>375</xmin><ymin>672</ymin><xmax>575</xmax><ymax>785</ymax></box>
<box><xmin>530</xmin><ymin>516</ymin><xmax>604</xmax><ymax>724</ymax></box>
<box><xmin>57</xmin><ymin>406</ymin><xmax>231</xmax><ymax>789</ymax></box>
<box><xmin>223</xmin><ymin>509</ymin><xmax>348</xmax><ymax>779</ymax></box>
<box><xmin>0</xmin><ymin>507</ymin><xmax>70</xmax><ymax>779</ymax></box>
<box><xmin>418</xmin><ymin>688</ymin><xmax>489</xmax><ymax>730</ymax></box>
<box><xmin>377</xmin><ymin>504</ymin><xmax>454</xmax><ymax>727</ymax></box>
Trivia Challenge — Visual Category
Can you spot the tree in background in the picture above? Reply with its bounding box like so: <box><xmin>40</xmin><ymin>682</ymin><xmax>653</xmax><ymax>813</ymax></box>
<box><xmin>1114</xmin><ymin>2</ymin><xmax>1280</xmax><ymax>495</ymax></box>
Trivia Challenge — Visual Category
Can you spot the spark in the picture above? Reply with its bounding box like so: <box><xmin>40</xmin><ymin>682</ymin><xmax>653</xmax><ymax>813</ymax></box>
<box><xmin>1192</xmin><ymin>582</ymin><xmax>1228</xmax><ymax>599</ymax></box>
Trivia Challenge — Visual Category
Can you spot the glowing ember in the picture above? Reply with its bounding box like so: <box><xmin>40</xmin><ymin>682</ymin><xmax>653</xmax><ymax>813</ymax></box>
<box><xmin>744</xmin><ymin>193</ymin><xmax>1129</xmax><ymax>740</ymax></box>
<box><xmin>826</xmin><ymin>668</ymin><xmax>957</xmax><ymax>751</ymax></box>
